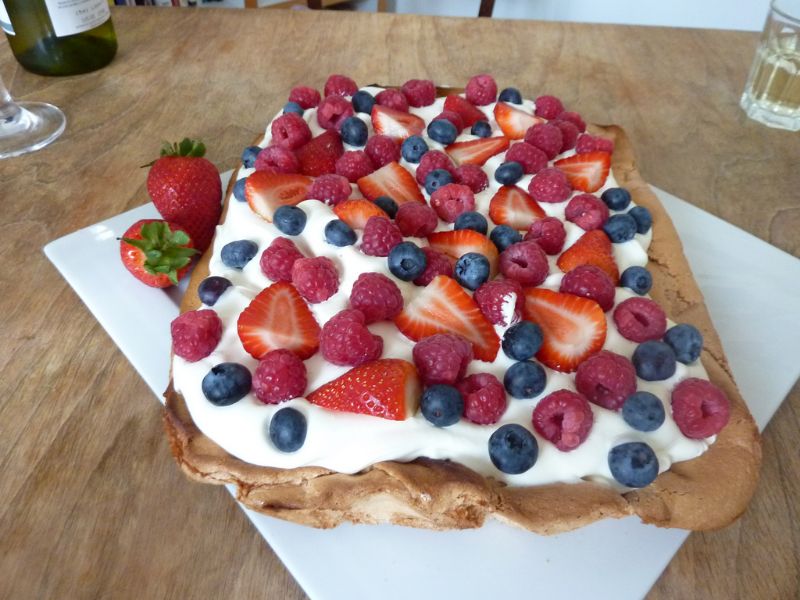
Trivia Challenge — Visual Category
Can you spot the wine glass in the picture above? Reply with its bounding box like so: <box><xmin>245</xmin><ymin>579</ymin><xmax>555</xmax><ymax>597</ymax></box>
<box><xmin>0</xmin><ymin>74</ymin><xmax>66</xmax><ymax>159</ymax></box>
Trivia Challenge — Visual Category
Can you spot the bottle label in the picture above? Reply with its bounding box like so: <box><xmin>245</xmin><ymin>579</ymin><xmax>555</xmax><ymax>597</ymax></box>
<box><xmin>0</xmin><ymin>0</ymin><xmax>14</xmax><ymax>36</ymax></box>
<box><xmin>43</xmin><ymin>0</ymin><xmax>110</xmax><ymax>38</ymax></box>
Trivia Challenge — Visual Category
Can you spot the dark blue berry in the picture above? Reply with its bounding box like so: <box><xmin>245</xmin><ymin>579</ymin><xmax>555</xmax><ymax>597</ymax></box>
<box><xmin>424</xmin><ymin>168</ymin><xmax>453</xmax><ymax>195</ymax></box>
<box><xmin>241</xmin><ymin>146</ymin><xmax>261</xmax><ymax>169</ymax></box>
<box><xmin>471</xmin><ymin>120</ymin><xmax>492</xmax><ymax>138</ymax></box>
<box><xmin>324</xmin><ymin>219</ymin><xmax>356</xmax><ymax>247</ymax></box>
<box><xmin>401</xmin><ymin>135</ymin><xmax>429</xmax><ymax>163</ymax></box>
<box><xmin>283</xmin><ymin>101</ymin><xmax>304</xmax><ymax>116</ymax></box>
<box><xmin>603</xmin><ymin>213</ymin><xmax>638</xmax><ymax>243</ymax></box>
<box><xmin>494</xmin><ymin>161</ymin><xmax>524</xmax><ymax>186</ymax></box>
<box><xmin>351</xmin><ymin>90</ymin><xmax>375</xmax><ymax>114</ymax></box>
<box><xmin>608</xmin><ymin>442</ymin><xmax>659</xmax><ymax>488</ymax></box>
<box><xmin>340</xmin><ymin>116</ymin><xmax>368</xmax><ymax>146</ymax></box>
<box><xmin>488</xmin><ymin>424</ymin><xmax>538</xmax><ymax>474</ymax></box>
<box><xmin>427</xmin><ymin>119</ymin><xmax>458</xmax><ymax>144</ymax></box>
<box><xmin>632</xmin><ymin>341</ymin><xmax>677</xmax><ymax>381</ymax></box>
<box><xmin>663</xmin><ymin>323</ymin><xmax>703</xmax><ymax>364</ymax></box>
<box><xmin>620</xmin><ymin>266</ymin><xmax>653</xmax><ymax>295</ymax></box>
<box><xmin>490</xmin><ymin>225</ymin><xmax>522</xmax><ymax>252</ymax></box>
<box><xmin>202</xmin><ymin>363</ymin><xmax>251</xmax><ymax>406</ymax></box>
<box><xmin>454</xmin><ymin>211</ymin><xmax>488</xmax><ymax>234</ymax></box>
<box><xmin>268</xmin><ymin>407</ymin><xmax>307</xmax><ymax>452</ymax></box>
<box><xmin>454</xmin><ymin>252</ymin><xmax>490</xmax><ymax>290</ymax></box>
<box><xmin>498</xmin><ymin>87</ymin><xmax>523</xmax><ymax>104</ymax></box>
<box><xmin>503</xmin><ymin>360</ymin><xmax>547</xmax><ymax>399</ymax></box>
<box><xmin>388</xmin><ymin>241</ymin><xmax>427</xmax><ymax>281</ymax></box>
<box><xmin>622</xmin><ymin>391</ymin><xmax>665</xmax><ymax>432</ymax></box>
<box><xmin>600</xmin><ymin>187</ymin><xmax>632</xmax><ymax>211</ymax></box>
<box><xmin>273</xmin><ymin>205</ymin><xmax>307</xmax><ymax>236</ymax></box>
<box><xmin>421</xmin><ymin>385</ymin><xmax>464</xmax><ymax>427</ymax></box>
<box><xmin>374</xmin><ymin>195</ymin><xmax>398</xmax><ymax>219</ymax></box>
<box><xmin>502</xmin><ymin>321</ymin><xmax>543</xmax><ymax>361</ymax></box>
<box><xmin>628</xmin><ymin>206</ymin><xmax>653</xmax><ymax>234</ymax></box>
<box><xmin>198</xmin><ymin>276</ymin><xmax>231</xmax><ymax>306</ymax></box>
<box><xmin>233</xmin><ymin>177</ymin><xmax>247</xmax><ymax>202</ymax></box>
<box><xmin>221</xmin><ymin>240</ymin><xmax>258</xmax><ymax>269</ymax></box>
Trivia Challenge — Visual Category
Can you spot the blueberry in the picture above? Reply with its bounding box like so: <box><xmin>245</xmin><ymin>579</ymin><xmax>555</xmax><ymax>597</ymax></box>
<box><xmin>663</xmin><ymin>323</ymin><xmax>703</xmax><ymax>364</ymax></box>
<box><xmin>374</xmin><ymin>195</ymin><xmax>398</xmax><ymax>219</ymax></box>
<box><xmin>427</xmin><ymin>119</ymin><xmax>458</xmax><ymax>145</ymax></box>
<box><xmin>388</xmin><ymin>241</ymin><xmax>427</xmax><ymax>281</ymax></box>
<box><xmin>494</xmin><ymin>161</ymin><xmax>524</xmax><ymax>186</ymax></box>
<box><xmin>221</xmin><ymin>240</ymin><xmax>258</xmax><ymax>269</ymax></box>
<box><xmin>268</xmin><ymin>407</ymin><xmax>307</xmax><ymax>452</ymax></box>
<box><xmin>454</xmin><ymin>211</ymin><xmax>488</xmax><ymax>234</ymax></box>
<box><xmin>421</xmin><ymin>384</ymin><xmax>464</xmax><ymax>427</ymax></box>
<box><xmin>202</xmin><ymin>363</ymin><xmax>251</xmax><ymax>406</ymax></box>
<box><xmin>424</xmin><ymin>168</ymin><xmax>453</xmax><ymax>195</ymax></box>
<box><xmin>632</xmin><ymin>340</ymin><xmax>677</xmax><ymax>381</ymax></box>
<box><xmin>620</xmin><ymin>266</ymin><xmax>653</xmax><ymax>295</ymax></box>
<box><xmin>600</xmin><ymin>187</ymin><xmax>632</xmax><ymax>211</ymax></box>
<box><xmin>603</xmin><ymin>213</ymin><xmax>638</xmax><ymax>243</ymax></box>
<box><xmin>283</xmin><ymin>101</ymin><xmax>304</xmax><ymax>116</ymax></box>
<box><xmin>454</xmin><ymin>252</ymin><xmax>490</xmax><ymax>290</ymax></box>
<box><xmin>401</xmin><ymin>135</ymin><xmax>429</xmax><ymax>163</ymax></box>
<box><xmin>324</xmin><ymin>219</ymin><xmax>356</xmax><ymax>247</ymax></box>
<box><xmin>351</xmin><ymin>90</ymin><xmax>375</xmax><ymax>114</ymax></box>
<box><xmin>502</xmin><ymin>321</ymin><xmax>544</xmax><ymax>361</ymax></box>
<box><xmin>340</xmin><ymin>116</ymin><xmax>368</xmax><ymax>146</ymax></box>
<box><xmin>622</xmin><ymin>391</ymin><xmax>666</xmax><ymax>432</ymax></box>
<box><xmin>503</xmin><ymin>360</ymin><xmax>547</xmax><ymax>399</ymax></box>
<box><xmin>628</xmin><ymin>206</ymin><xmax>653</xmax><ymax>234</ymax></box>
<box><xmin>233</xmin><ymin>177</ymin><xmax>247</xmax><ymax>202</ymax></box>
<box><xmin>241</xmin><ymin>146</ymin><xmax>261</xmax><ymax>169</ymax></box>
<box><xmin>198</xmin><ymin>276</ymin><xmax>232</xmax><ymax>306</ymax></box>
<box><xmin>488</xmin><ymin>424</ymin><xmax>538</xmax><ymax>474</ymax></box>
<box><xmin>498</xmin><ymin>87</ymin><xmax>523</xmax><ymax>104</ymax></box>
<box><xmin>273</xmin><ymin>205</ymin><xmax>307</xmax><ymax>236</ymax></box>
<box><xmin>490</xmin><ymin>225</ymin><xmax>522</xmax><ymax>252</ymax></box>
<box><xmin>471</xmin><ymin>120</ymin><xmax>492</xmax><ymax>138</ymax></box>
<box><xmin>608</xmin><ymin>442</ymin><xmax>659</xmax><ymax>488</ymax></box>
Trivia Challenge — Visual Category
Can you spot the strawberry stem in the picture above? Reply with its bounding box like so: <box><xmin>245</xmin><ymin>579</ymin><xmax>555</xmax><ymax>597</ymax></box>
<box><xmin>122</xmin><ymin>221</ymin><xmax>198</xmax><ymax>285</ymax></box>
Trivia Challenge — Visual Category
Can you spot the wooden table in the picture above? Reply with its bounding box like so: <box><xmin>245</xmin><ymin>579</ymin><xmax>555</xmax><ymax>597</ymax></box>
<box><xmin>2</xmin><ymin>8</ymin><xmax>798</xmax><ymax>599</ymax></box>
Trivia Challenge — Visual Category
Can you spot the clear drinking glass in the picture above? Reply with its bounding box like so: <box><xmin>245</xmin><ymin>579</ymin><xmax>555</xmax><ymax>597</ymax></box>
<box><xmin>0</xmin><ymin>74</ymin><xmax>66</xmax><ymax>159</ymax></box>
<box><xmin>740</xmin><ymin>0</ymin><xmax>800</xmax><ymax>131</ymax></box>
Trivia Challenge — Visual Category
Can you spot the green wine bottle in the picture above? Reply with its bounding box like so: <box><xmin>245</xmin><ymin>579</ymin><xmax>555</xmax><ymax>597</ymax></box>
<box><xmin>0</xmin><ymin>0</ymin><xmax>116</xmax><ymax>76</ymax></box>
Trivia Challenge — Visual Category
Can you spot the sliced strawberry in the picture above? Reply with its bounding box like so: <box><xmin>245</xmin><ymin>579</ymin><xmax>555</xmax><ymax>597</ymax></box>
<box><xmin>443</xmin><ymin>95</ymin><xmax>486</xmax><ymax>128</ymax></box>
<box><xmin>245</xmin><ymin>172</ymin><xmax>313</xmax><ymax>222</ymax></box>
<box><xmin>306</xmin><ymin>359</ymin><xmax>420</xmax><ymax>421</ymax></box>
<box><xmin>395</xmin><ymin>275</ymin><xmax>500</xmax><ymax>362</ymax></box>
<box><xmin>357</xmin><ymin>161</ymin><xmax>425</xmax><ymax>204</ymax></box>
<box><xmin>493</xmin><ymin>102</ymin><xmax>545</xmax><ymax>140</ymax></box>
<box><xmin>237</xmin><ymin>281</ymin><xmax>320</xmax><ymax>360</ymax></box>
<box><xmin>445</xmin><ymin>136</ymin><xmax>509</xmax><ymax>166</ymax></box>
<box><xmin>522</xmin><ymin>288</ymin><xmax>607</xmax><ymax>373</ymax></box>
<box><xmin>333</xmin><ymin>198</ymin><xmax>388</xmax><ymax>229</ymax></box>
<box><xmin>427</xmin><ymin>229</ymin><xmax>499</xmax><ymax>278</ymax></box>
<box><xmin>295</xmin><ymin>130</ymin><xmax>344</xmax><ymax>177</ymax></box>
<box><xmin>557</xmin><ymin>230</ymin><xmax>620</xmax><ymax>283</ymax></box>
<box><xmin>371</xmin><ymin>105</ymin><xmax>425</xmax><ymax>141</ymax></box>
<box><xmin>554</xmin><ymin>151</ymin><xmax>611</xmax><ymax>193</ymax></box>
<box><xmin>488</xmin><ymin>185</ymin><xmax>546</xmax><ymax>230</ymax></box>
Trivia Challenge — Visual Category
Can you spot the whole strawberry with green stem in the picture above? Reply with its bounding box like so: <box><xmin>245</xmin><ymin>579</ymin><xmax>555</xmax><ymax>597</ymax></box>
<box><xmin>120</xmin><ymin>219</ymin><xmax>198</xmax><ymax>287</ymax></box>
<box><xmin>146</xmin><ymin>138</ymin><xmax>222</xmax><ymax>251</ymax></box>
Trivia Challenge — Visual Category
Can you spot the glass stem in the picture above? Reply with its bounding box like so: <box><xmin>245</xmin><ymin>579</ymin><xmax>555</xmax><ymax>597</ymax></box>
<box><xmin>0</xmin><ymin>74</ymin><xmax>21</xmax><ymax>123</ymax></box>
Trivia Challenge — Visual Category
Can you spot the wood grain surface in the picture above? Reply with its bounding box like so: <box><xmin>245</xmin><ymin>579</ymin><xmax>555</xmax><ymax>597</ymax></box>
<box><xmin>1</xmin><ymin>7</ymin><xmax>798</xmax><ymax>599</ymax></box>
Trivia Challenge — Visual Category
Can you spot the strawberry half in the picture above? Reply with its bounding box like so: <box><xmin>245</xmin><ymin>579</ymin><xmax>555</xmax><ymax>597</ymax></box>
<box><xmin>493</xmin><ymin>102</ymin><xmax>544</xmax><ymax>140</ymax></box>
<box><xmin>427</xmin><ymin>229</ymin><xmax>499</xmax><ymax>278</ymax></box>
<box><xmin>557</xmin><ymin>229</ymin><xmax>620</xmax><ymax>283</ymax></box>
<box><xmin>554</xmin><ymin>151</ymin><xmax>611</xmax><ymax>193</ymax></box>
<box><xmin>333</xmin><ymin>198</ymin><xmax>388</xmax><ymax>229</ymax></box>
<box><xmin>371</xmin><ymin>105</ymin><xmax>425</xmax><ymax>141</ymax></box>
<box><xmin>522</xmin><ymin>288</ymin><xmax>607</xmax><ymax>373</ymax></box>
<box><xmin>296</xmin><ymin>130</ymin><xmax>344</xmax><ymax>177</ymax></box>
<box><xmin>357</xmin><ymin>161</ymin><xmax>425</xmax><ymax>204</ymax></box>
<box><xmin>445</xmin><ymin>136</ymin><xmax>509</xmax><ymax>166</ymax></box>
<box><xmin>488</xmin><ymin>185</ymin><xmax>546</xmax><ymax>230</ymax></box>
<box><xmin>237</xmin><ymin>281</ymin><xmax>320</xmax><ymax>360</ymax></box>
<box><xmin>245</xmin><ymin>172</ymin><xmax>313</xmax><ymax>222</ymax></box>
<box><xmin>395</xmin><ymin>275</ymin><xmax>500</xmax><ymax>362</ymax></box>
<box><xmin>443</xmin><ymin>95</ymin><xmax>486</xmax><ymax>128</ymax></box>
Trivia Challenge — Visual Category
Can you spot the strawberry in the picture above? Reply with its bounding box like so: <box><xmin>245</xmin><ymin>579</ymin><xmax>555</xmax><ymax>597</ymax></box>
<box><xmin>445</xmin><ymin>136</ymin><xmax>509</xmax><ymax>166</ymax></box>
<box><xmin>237</xmin><ymin>281</ymin><xmax>320</xmax><ymax>360</ymax></box>
<box><xmin>426</xmin><ymin>229</ymin><xmax>499</xmax><ymax>278</ymax></box>
<box><xmin>146</xmin><ymin>138</ymin><xmax>222</xmax><ymax>252</ymax></box>
<box><xmin>493</xmin><ymin>102</ymin><xmax>544</xmax><ymax>140</ymax></box>
<box><xmin>522</xmin><ymin>288</ymin><xmax>607</xmax><ymax>373</ymax></box>
<box><xmin>395</xmin><ymin>275</ymin><xmax>500</xmax><ymax>362</ymax></box>
<box><xmin>333</xmin><ymin>198</ymin><xmax>388</xmax><ymax>229</ymax></box>
<box><xmin>443</xmin><ymin>95</ymin><xmax>486</xmax><ymax>128</ymax></box>
<box><xmin>245</xmin><ymin>172</ymin><xmax>313</xmax><ymax>222</ymax></box>
<box><xmin>120</xmin><ymin>219</ymin><xmax>197</xmax><ymax>288</ymax></box>
<box><xmin>295</xmin><ymin>130</ymin><xmax>344</xmax><ymax>177</ymax></box>
<box><xmin>357</xmin><ymin>161</ymin><xmax>425</xmax><ymax>204</ymax></box>
<box><xmin>371</xmin><ymin>105</ymin><xmax>425</xmax><ymax>141</ymax></box>
<box><xmin>488</xmin><ymin>186</ymin><xmax>546</xmax><ymax>230</ymax></box>
<box><xmin>554</xmin><ymin>151</ymin><xmax>611</xmax><ymax>193</ymax></box>
<box><xmin>556</xmin><ymin>230</ymin><xmax>620</xmax><ymax>283</ymax></box>
<box><xmin>306</xmin><ymin>359</ymin><xmax>420</xmax><ymax>421</ymax></box>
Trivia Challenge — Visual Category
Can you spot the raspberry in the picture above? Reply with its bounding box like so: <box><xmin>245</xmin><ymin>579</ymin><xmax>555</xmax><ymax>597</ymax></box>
<box><xmin>349</xmin><ymin>272</ymin><xmax>404</xmax><ymax>323</ymax></box>
<box><xmin>565</xmin><ymin>193</ymin><xmax>609</xmax><ymax>231</ymax></box>
<box><xmin>395</xmin><ymin>202</ymin><xmax>438</xmax><ymax>237</ymax></box>
<box><xmin>433</xmin><ymin>110</ymin><xmax>464</xmax><ymax>132</ymax></box>
<box><xmin>671</xmin><ymin>378</ymin><xmax>731</xmax><ymax>439</ymax></box>
<box><xmin>416</xmin><ymin>150</ymin><xmax>456</xmax><ymax>185</ymax></box>
<box><xmin>317</xmin><ymin>95</ymin><xmax>355</xmax><ymax>131</ymax></box>
<box><xmin>412</xmin><ymin>333</ymin><xmax>473</xmax><ymax>386</ymax></box>
<box><xmin>291</xmin><ymin>256</ymin><xmax>339</xmax><ymax>303</ymax></box>
<box><xmin>306</xmin><ymin>173</ymin><xmax>352</xmax><ymax>206</ymax></box>
<box><xmin>524</xmin><ymin>122</ymin><xmax>563</xmax><ymax>159</ymax></box>
<box><xmin>556</xmin><ymin>111</ymin><xmax>586</xmax><ymax>133</ymax></box>
<box><xmin>614</xmin><ymin>297</ymin><xmax>667</xmax><ymax>342</ymax></box>
<box><xmin>575</xmin><ymin>351</ymin><xmax>636</xmax><ymax>410</ymax></box>
<box><xmin>260</xmin><ymin>237</ymin><xmax>304</xmax><ymax>282</ymax></box>
<box><xmin>465</xmin><ymin>74</ymin><xmax>498</xmax><ymax>106</ymax></box>
<box><xmin>288</xmin><ymin>85</ymin><xmax>321</xmax><ymax>109</ymax></box>
<box><xmin>429</xmin><ymin>183</ymin><xmax>475</xmax><ymax>223</ymax></box>
<box><xmin>270</xmin><ymin>113</ymin><xmax>312</xmax><ymax>150</ymax></box>
<box><xmin>401</xmin><ymin>79</ymin><xmax>436</xmax><ymax>107</ymax></box>
<box><xmin>524</xmin><ymin>216</ymin><xmax>566</xmax><ymax>254</ymax></box>
<box><xmin>499</xmin><ymin>240</ymin><xmax>549</xmax><ymax>286</ymax></box>
<box><xmin>534</xmin><ymin>95</ymin><xmax>564</xmax><ymax>120</ymax></box>
<box><xmin>413</xmin><ymin>247</ymin><xmax>453</xmax><ymax>286</ymax></box>
<box><xmin>252</xmin><ymin>349</ymin><xmax>307</xmax><ymax>404</ymax></box>
<box><xmin>532</xmin><ymin>390</ymin><xmax>594</xmax><ymax>451</ymax></box>
<box><xmin>457</xmin><ymin>373</ymin><xmax>507</xmax><ymax>424</ymax></box>
<box><xmin>528</xmin><ymin>167</ymin><xmax>572</xmax><ymax>203</ymax></box>
<box><xmin>552</xmin><ymin>120</ymin><xmax>579</xmax><ymax>152</ymax></box>
<box><xmin>376</xmin><ymin>88</ymin><xmax>409</xmax><ymax>112</ymax></box>
<box><xmin>254</xmin><ymin>145</ymin><xmax>300</xmax><ymax>174</ymax></box>
<box><xmin>335</xmin><ymin>150</ymin><xmax>374</xmax><ymax>182</ymax></box>
<box><xmin>454</xmin><ymin>164</ymin><xmax>489</xmax><ymax>193</ymax></box>
<box><xmin>559</xmin><ymin>265</ymin><xmax>616</xmax><ymax>312</ymax></box>
<box><xmin>170</xmin><ymin>309</ymin><xmax>222</xmax><ymax>362</ymax></box>
<box><xmin>320</xmin><ymin>309</ymin><xmax>383</xmax><ymax>367</ymax></box>
<box><xmin>473</xmin><ymin>279</ymin><xmax>524</xmax><ymax>326</ymax></box>
<box><xmin>364</xmin><ymin>134</ymin><xmax>400</xmax><ymax>168</ymax></box>
<box><xmin>324</xmin><ymin>74</ymin><xmax>358</xmax><ymax>97</ymax></box>
<box><xmin>361</xmin><ymin>216</ymin><xmax>403</xmax><ymax>256</ymax></box>
<box><xmin>505</xmin><ymin>142</ymin><xmax>548</xmax><ymax>174</ymax></box>
<box><xmin>576</xmin><ymin>133</ymin><xmax>614</xmax><ymax>155</ymax></box>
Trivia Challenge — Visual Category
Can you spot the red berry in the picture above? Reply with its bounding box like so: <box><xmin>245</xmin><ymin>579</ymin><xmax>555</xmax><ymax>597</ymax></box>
<box><xmin>317</xmin><ymin>95</ymin><xmax>355</xmax><ymax>131</ymax></box>
<box><xmin>528</xmin><ymin>167</ymin><xmax>572</xmax><ymax>203</ymax></box>
<box><xmin>416</xmin><ymin>150</ymin><xmax>456</xmax><ymax>185</ymax></box>
<box><xmin>364</xmin><ymin>134</ymin><xmax>400</xmax><ymax>168</ymax></box>
<box><xmin>306</xmin><ymin>173</ymin><xmax>352</xmax><ymax>206</ymax></box>
<box><xmin>320</xmin><ymin>309</ymin><xmax>383</xmax><ymax>367</ymax></box>
<box><xmin>395</xmin><ymin>202</ymin><xmax>438</xmax><ymax>237</ymax></box>
<box><xmin>473</xmin><ymin>279</ymin><xmax>524</xmax><ymax>326</ymax></box>
<box><xmin>335</xmin><ymin>150</ymin><xmax>375</xmax><ymax>182</ymax></box>
<box><xmin>532</xmin><ymin>389</ymin><xmax>594</xmax><ymax>451</ymax></box>
<box><xmin>289</xmin><ymin>86</ymin><xmax>321</xmax><ymax>109</ymax></box>
<box><xmin>260</xmin><ymin>237</ymin><xmax>304</xmax><ymax>282</ymax></box>
<box><xmin>565</xmin><ymin>193</ymin><xmax>609</xmax><ymax>231</ymax></box>
<box><xmin>575</xmin><ymin>351</ymin><xmax>636</xmax><ymax>410</ymax></box>
<box><xmin>525</xmin><ymin>216</ymin><xmax>566</xmax><ymax>255</ymax></box>
<box><xmin>575</xmin><ymin>133</ymin><xmax>614</xmax><ymax>155</ymax></box>
<box><xmin>433</xmin><ymin>110</ymin><xmax>464</xmax><ymax>132</ymax></box>
<box><xmin>465</xmin><ymin>74</ymin><xmax>497</xmax><ymax>106</ymax></box>
<box><xmin>499</xmin><ymin>240</ymin><xmax>549</xmax><ymax>286</ymax></box>
<box><xmin>524</xmin><ymin>122</ymin><xmax>563</xmax><ymax>160</ymax></box>
<box><xmin>505</xmin><ymin>142</ymin><xmax>548</xmax><ymax>174</ymax></box>
<box><xmin>454</xmin><ymin>164</ymin><xmax>489</xmax><ymax>193</ymax></box>
<box><xmin>559</xmin><ymin>265</ymin><xmax>616</xmax><ymax>312</ymax></box>
<box><xmin>361</xmin><ymin>216</ymin><xmax>403</xmax><ymax>256</ymax></box>
<box><xmin>271</xmin><ymin>113</ymin><xmax>312</xmax><ymax>151</ymax></box>
<box><xmin>553</xmin><ymin>119</ymin><xmax>579</xmax><ymax>152</ymax></box>
<box><xmin>671</xmin><ymin>378</ymin><xmax>730</xmax><ymax>439</ymax></box>
<box><xmin>255</xmin><ymin>145</ymin><xmax>300</xmax><ymax>174</ymax></box>
<box><xmin>534</xmin><ymin>95</ymin><xmax>564</xmax><ymax>120</ymax></box>
<box><xmin>412</xmin><ymin>333</ymin><xmax>473</xmax><ymax>386</ymax></box>
<box><xmin>401</xmin><ymin>79</ymin><xmax>436</xmax><ymax>107</ymax></box>
<box><xmin>556</xmin><ymin>111</ymin><xmax>586</xmax><ymax>133</ymax></box>
<box><xmin>170</xmin><ymin>309</ymin><xmax>222</xmax><ymax>362</ymax></box>
<box><xmin>413</xmin><ymin>247</ymin><xmax>453</xmax><ymax>286</ymax></box>
<box><xmin>350</xmin><ymin>272</ymin><xmax>404</xmax><ymax>323</ymax></box>
<box><xmin>291</xmin><ymin>256</ymin><xmax>339</xmax><ymax>303</ymax></box>
<box><xmin>429</xmin><ymin>183</ymin><xmax>475</xmax><ymax>223</ymax></box>
<box><xmin>324</xmin><ymin>74</ymin><xmax>358</xmax><ymax>97</ymax></box>
<box><xmin>376</xmin><ymin>88</ymin><xmax>409</xmax><ymax>112</ymax></box>
<box><xmin>457</xmin><ymin>373</ymin><xmax>506</xmax><ymax>424</ymax></box>
<box><xmin>613</xmin><ymin>297</ymin><xmax>667</xmax><ymax>342</ymax></box>
<box><xmin>252</xmin><ymin>349</ymin><xmax>307</xmax><ymax>404</ymax></box>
